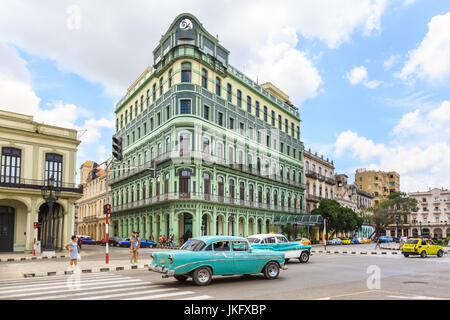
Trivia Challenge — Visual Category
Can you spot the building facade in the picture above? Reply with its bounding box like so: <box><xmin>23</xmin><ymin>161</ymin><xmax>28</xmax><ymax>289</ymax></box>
<box><xmin>110</xmin><ymin>14</ymin><xmax>306</xmax><ymax>245</ymax></box>
<box><xmin>0</xmin><ymin>110</ymin><xmax>82</xmax><ymax>252</ymax></box>
<box><xmin>407</xmin><ymin>188</ymin><xmax>450</xmax><ymax>239</ymax></box>
<box><xmin>355</xmin><ymin>169</ymin><xmax>400</xmax><ymax>205</ymax></box>
<box><xmin>304</xmin><ymin>148</ymin><xmax>335</xmax><ymax>213</ymax></box>
<box><xmin>334</xmin><ymin>174</ymin><xmax>374</xmax><ymax>238</ymax></box>
<box><xmin>75</xmin><ymin>161</ymin><xmax>108</xmax><ymax>241</ymax></box>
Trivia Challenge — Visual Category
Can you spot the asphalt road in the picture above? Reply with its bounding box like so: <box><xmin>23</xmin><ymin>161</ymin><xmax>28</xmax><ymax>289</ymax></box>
<box><xmin>0</xmin><ymin>248</ymin><xmax>448</xmax><ymax>300</ymax></box>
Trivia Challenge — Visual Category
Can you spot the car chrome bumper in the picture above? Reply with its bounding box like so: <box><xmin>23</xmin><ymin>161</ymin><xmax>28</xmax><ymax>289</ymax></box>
<box><xmin>148</xmin><ymin>264</ymin><xmax>175</xmax><ymax>277</ymax></box>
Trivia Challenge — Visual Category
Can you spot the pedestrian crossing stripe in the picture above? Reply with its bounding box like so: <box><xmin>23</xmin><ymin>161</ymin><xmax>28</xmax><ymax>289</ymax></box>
<box><xmin>0</xmin><ymin>272</ymin><xmax>214</xmax><ymax>301</ymax></box>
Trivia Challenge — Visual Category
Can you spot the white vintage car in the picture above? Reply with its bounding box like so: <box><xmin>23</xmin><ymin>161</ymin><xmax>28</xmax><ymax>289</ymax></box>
<box><xmin>247</xmin><ymin>234</ymin><xmax>312</xmax><ymax>263</ymax></box>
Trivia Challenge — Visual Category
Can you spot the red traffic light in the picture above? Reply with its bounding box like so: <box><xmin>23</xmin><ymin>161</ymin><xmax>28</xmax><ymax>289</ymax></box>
<box><xmin>34</xmin><ymin>222</ymin><xmax>38</xmax><ymax>229</ymax></box>
<box><xmin>104</xmin><ymin>204</ymin><xmax>111</xmax><ymax>215</ymax></box>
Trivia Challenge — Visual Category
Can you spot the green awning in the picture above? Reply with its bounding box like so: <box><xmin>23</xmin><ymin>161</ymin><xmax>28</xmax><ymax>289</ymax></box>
<box><xmin>273</xmin><ymin>214</ymin><xmax>323</xmax><ymax>226</ymax></box>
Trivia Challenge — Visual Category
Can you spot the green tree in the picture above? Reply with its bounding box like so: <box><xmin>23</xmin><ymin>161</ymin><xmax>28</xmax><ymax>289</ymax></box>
<box><xmin>366</xmin><ymin>192</ymin><xmax>418</xmax><ymax>238</ymax></box>
<box><xmin>311</xmin><ymin>199</ymin><xmax>364</xmax><ymax>238</ymax></box>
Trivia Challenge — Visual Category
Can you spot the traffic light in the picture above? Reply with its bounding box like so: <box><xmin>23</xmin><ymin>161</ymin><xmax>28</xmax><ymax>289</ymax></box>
<box><xmin>91</xmin><ymin>162</ymin><xmax>100</xmax><ymax>180</ymax></box>
<box><xmin>34</xmin><ymin>222</ymin><xmax>41</xmax><ymax>229</ymax></box>
<box><xmin>112</xmin><ymin>136</ymin><xmax>123</xmax><ymax>161</ymax></box>
<box><xmin>103</xmin><ymin>203</ymin><xmax>111</xmax><ymax>215</ymax></box>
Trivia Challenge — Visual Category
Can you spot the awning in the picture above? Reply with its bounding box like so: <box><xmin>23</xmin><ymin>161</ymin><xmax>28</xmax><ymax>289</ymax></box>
<box><xmin>273</xmin><ymin>214</ymin><xmax>323</xmax><ymax>226</ymax></box>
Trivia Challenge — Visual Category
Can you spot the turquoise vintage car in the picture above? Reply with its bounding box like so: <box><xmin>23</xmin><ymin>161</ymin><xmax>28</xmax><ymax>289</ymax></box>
<box><xmin>148</xmin><ymin>236</ymin><xmax>287</xmax><ymax>286</ymax></box>
<box><xmin>247</xmin><ymin>234</ymin><xmax>312</xmax><ymax>263</ymax></box>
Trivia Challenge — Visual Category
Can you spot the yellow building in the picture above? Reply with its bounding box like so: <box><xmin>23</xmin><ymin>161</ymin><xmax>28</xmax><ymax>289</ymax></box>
<box><xmin>0</xmin><ymin>109</ymin><xmax>82</xmax><ymax>253</ymax></box>
<box><xmin>75</xmin><ymin>161</ymin><xmax>110</xmax><ymax>241</ymax></box>
<box><xmin>355</xmin><ymin>169</ymin><xmax>400</xmax><ymax>205</ymax></box>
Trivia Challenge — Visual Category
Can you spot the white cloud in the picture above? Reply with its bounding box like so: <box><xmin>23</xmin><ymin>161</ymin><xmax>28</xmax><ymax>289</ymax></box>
<box><xmin>383</xmin><ymin>54</ymin><xmax>401</xmax><ymax>70</ymax></box>
<box><xmin>346</xmin><ymin>66</ymin><xmax>384</xmax><ymax>89</ymax></box>
<box><xmin>346</xmin><ymin>66</ymin><xmax>369</xmax><ymax>85</ymax></box>
<box><xmin>0</xmin><ymin>0</ymin><xmax>392</xmax><ymax>105</ymax></box>
<box><xmin>0</xmin><ymin>42</ymin><xmax>114</xmax><ymax>153</ymax></box>
<box><xmin>399</xmin><ymin>12</ymin><xmax>450</xmax><ymax>83</ymax></box>
<box><xmin>335</xmin><ymin>100</ymin><xmax>450</xmax><ymax>192</ymax></box>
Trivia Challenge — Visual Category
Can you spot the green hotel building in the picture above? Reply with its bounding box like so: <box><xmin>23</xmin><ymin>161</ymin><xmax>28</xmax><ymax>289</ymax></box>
<box><xmin>110</xmin><ymin>13</ymin><xmax>307</xmax><ymax>245</ymax></box>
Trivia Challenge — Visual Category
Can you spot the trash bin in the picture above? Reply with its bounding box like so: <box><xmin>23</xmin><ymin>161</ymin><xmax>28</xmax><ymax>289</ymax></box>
<box><xmin>35</xmin><ymin>241</ymin><xmax>41</xmax><ymax>254</ymax></box>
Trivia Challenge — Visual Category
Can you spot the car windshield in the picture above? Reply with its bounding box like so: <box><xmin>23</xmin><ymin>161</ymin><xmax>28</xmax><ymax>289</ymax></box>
<box><xmin>247</xmin><ymin>237</ymin><xmax>260</xmax><ymax>244</ymax></box>
<box><xmin>180</xmin><ymin>239</ymin><xmax>206</xmax><ymax>251</ymax></box>
<box><xmin>406</xmin><ymin>240</ymin><xmax>419</xmax><ymax>244</ymax></box>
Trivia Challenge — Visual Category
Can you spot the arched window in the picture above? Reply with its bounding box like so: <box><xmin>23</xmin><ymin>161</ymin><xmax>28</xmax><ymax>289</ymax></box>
<box><xmin>229</xmin><ymin>179</ymin><xmax>235</xmax><ymax>200</ymax></box>
<box><xmin>237</xmin><ymin>90</ymin><xmax>242</xmax><ymax>107</ymax></box>
<box><xmin>281</xmin><ymin>191</ymin><xmax>285</xmax><ymax>207</ymax></box>
<box><xmin>249</xmin><ymin>184</ymin><xmax>254</xmax><ymax>203</ymax></box>
<box><xmin>166</xmin><ymin>138</ymin><xmax>170</xmax><ymax>153</ymax></box>
<box><xmin>247</xmin><ymin>96</ymin><xmax>252</xmax><ymax>113</ymax></box>
<box><xmin>181</xmin><ymin>62</ymin><xmax>191</xmax><ymax>82</ymax></box>
<box><xmin>201</xmin><ymin>69</ymin><xmax>208</xmax><ymax>89</ymax></box>
<box><xmin>180</xmin><ymin>134</ymin><xmax>190</xmax><ymax>156</ymax></box>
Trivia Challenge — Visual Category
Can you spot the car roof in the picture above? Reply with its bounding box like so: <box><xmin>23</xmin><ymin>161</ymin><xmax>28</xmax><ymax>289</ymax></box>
<box><xmin>192</xmin><ymin>236</ymin><xmax>248</xmax><ymax>244</ymax></box>
<box><xmin>246</xmin><ymin>234</ymin><xmax>285</xmax><ymax>239</ymax></box>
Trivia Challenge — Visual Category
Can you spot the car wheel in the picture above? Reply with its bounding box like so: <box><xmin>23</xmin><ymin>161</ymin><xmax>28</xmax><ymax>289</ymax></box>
<box><xmin>192</xmin><ymin>267</ymin><xmax>212</xmax><ymax>286</ymax></box>
<box><xmin>437</xmin><ymin>250</ymin><xmax>443</xmax><ymax>258</ymax></box>
<box><xmin>263</xmin><ymin>262</ymin><xmax>280</xmax><ymax>280</ymax></box>
<box><xmin>299</xmin><ymin>251</ymin><xmax>310</xmax><ymax>263</ymax></box>
<box><xmin>174</xmin><ymin>275</ymin><xmax>188</xmax><ymax>282</ymax></box>
<box><xmin>403</xmin><ymin>253</ymin><xmax>409</xmax><ymax>257</ymax></box>
<box><xmin>284</xmin><ymin>259</ymin><xmax>290</xmax><ymax>263</ymax></box>
<box><xmin>420</xmin><ymin>250</ymin><xmax>427</xmax><ymax>258</ymax></box>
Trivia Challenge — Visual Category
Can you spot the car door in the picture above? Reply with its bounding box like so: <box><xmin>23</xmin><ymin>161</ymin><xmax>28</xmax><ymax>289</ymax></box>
<box><xmin>231</xmin><ymin>240</ymin><xmax>260</xmax><ymax>274</ymax></box>
<box><xmin>276</xmin><ymin>236</ymin><xmax>290</xmax><ymax>250</ymax></box>
<box><xmin>211</xmin><ymin>240</ymin><xmax>234</xmax><ymax>275</ymax></box>
<box><xmin>427</xmin><ymin>240</ymin><xmax>437</xmax><ymax>254</ymax></box>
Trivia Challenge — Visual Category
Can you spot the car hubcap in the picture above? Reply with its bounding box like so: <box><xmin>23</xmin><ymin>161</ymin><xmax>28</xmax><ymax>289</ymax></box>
<box><xmin>198</xmin><ymin>270</ymin><xmax>209</xmax><ymax>283</ymax></box>
<box><xmin>268</xmin><ymin>265</ymin><xmax>278</xmax><ymax>277</ymax></box>
<box><xmin>301</xmin><ymin>253</ymin><xmax>308</xmax><ymax>261</ymax></box>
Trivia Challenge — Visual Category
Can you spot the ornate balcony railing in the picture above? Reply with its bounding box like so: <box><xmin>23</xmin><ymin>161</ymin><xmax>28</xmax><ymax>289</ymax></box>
<box><xmin>0</xmin><ymin>176</ymin><xmax>82</xmax><ymax>194</ymax></box>
<box><xmin>112</xmin><ymin>192</ymin><xmax>307</xmax><ymax>215</ymax></box>
<box><xmin>305</xmin><ymin>170</ymin><xmax>318</xmax><ymax>179</ymax></box>
<box><xmin>116</xmin><ymin>150</ymin><xmax>307</xmax><ymax>189</ymax></box>
<box><xmin>306</xmin><ymin>193</ymin><xmax>322</xmax><ymax>202</ymax></box>
<box><xmin>111</xmin><ymin>161</ymin><xmax>153</xmax><ymax>184</ymax></box>
<box><xmin>325</xmin><ymin>177</ymin><xmax>336</xmax><ymax>185</ymax></box>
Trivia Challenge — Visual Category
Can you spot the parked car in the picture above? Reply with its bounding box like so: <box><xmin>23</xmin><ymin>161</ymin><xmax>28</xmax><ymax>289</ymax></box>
<box><xmin>295</xmin><ymin>237</ymin><xmax>311</xmax><ymax>246</ymax></box>
<box><xmin>119</xmin><ymin>238</ymin><xmax>131</xmax><ymax>247</ymax></box>
<box><xmin>148</xmin><ymin>236</ymin><xmax>287</xmax><ymax>286</ymax></box>
<box><xmin>101</xmin><ymin>236</ymin><xmax>123</xmax><ymax>246</ymax></box>
<box><xmin>341</xmin><ymin>238</ymin><xmax>351</xmax><ymax>245</ymax></box>
<box><xmin>379</xmin><ymin>236</ymin><xmax>392</xmax><ymax>243</ymax></box>
<box><xmin>80</xmin><ymin>236</ymin><xmax>96</xmax><ymax>245</ymax></box>
<box><xmin>402</xmin><ymin>238</ymin><xmax>444</xmax><ymax>258</ymax></box>
<box><xmin>249</xmin><ymin>234</ymin><xmax>311</xmax><ymax>263</ymax></box>
<box><xmin>139</xmin><ymin>238</ymin><xmax>156</xmax><ymax>248</ymax></box>
<box><xmin>351</xmin><ymin>238</ymin><xmax>359</xmax><ymax>244</ymax></box>
<box><xmin>327</xmin><ymin>238</ymin><xmax>342</xmax><ymax>245</ymax></box>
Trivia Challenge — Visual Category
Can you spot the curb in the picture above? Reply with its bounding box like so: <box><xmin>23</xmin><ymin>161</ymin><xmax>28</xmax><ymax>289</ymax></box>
<box><xmin>1</xmin><ymin>255</ymin><xmax>66</xmax><ymax>263</ymax></box>
<box><xmin>22</xmin><ymin>264</ymin><xmax>151</xmax><ymax>278</ymax></box>
<box><xmin>311</xmin><ymin>250</ymin><xmax>398</xmax><ymax>255</ymax></box>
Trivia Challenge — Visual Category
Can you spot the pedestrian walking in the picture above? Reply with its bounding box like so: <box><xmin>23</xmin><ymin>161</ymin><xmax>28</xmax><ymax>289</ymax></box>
<box><xmin>375</xmin><ymin>237</ymin><xmax>381</xmax><ymax>250</ymax></box>
<box><xmin>158</xmin><ymin>235</ymin><xmax>162</xmax><ymax>246</ymax></box>
<box><xmin>130</xmin><ymin>231</ymin><xmax>139</xmax><ymax>265</ymax></box>
<box><xmin>169</xmin><ymin>234</ymin><xmax>174</xmax><ymax>247</ymax></box>
<box><xmin>65</xmin><ymin>235</ymin><xmax>80</xmax><ymax>272</ymax></box>
<box><xmin>77</xmin><ymin>235</ymin><xmax>82</xmax><ymax>251</ymax></box>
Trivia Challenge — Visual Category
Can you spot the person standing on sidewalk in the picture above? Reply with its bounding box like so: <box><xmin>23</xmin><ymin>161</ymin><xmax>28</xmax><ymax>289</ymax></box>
<box><xmin>130</xmin><ymin>231</ymin><xmax>139</xmax><ymax>265</ymax></box>
<box><xmin>65</xmin><ymin>235</ymin><xmax>80</xmax><ymax>272</ymax></box>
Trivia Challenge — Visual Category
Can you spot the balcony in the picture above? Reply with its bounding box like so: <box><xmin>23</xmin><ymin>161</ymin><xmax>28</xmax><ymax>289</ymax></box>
<box><xmin>152</xmin><ymin>151</ymin><xmax>306</xmax><ymax>189</ymax></box>
<box><xmin>0</xmin><ymin>177</ymin><xmax>82</xmax><ymax>194</ymax></box>
<box><xmin>306</xmin><ymin>193</ymin><xmax>322</xmax><ymax>202</ymax></box>
<box><xmin>112</xmin><ymin>192</ymin><xmax>307</xmax><ymax>215</ymax></box>
<box><xmin>325</xmin><ymin>177</ymin><xmax>336</xmax><ymax>185</ymax></box>
<box><xmin>317</xmin><ymin>174</ymin><xmax>326</xmax><ymax>182</ymax></box>
<box><xmin>305</xmin><ymin>170</ymin><xmax>318</xmax><ymax>179</ymax></box>
<box><xmin>111</xmin><ymin>161</ymin><xmax>153</xmax><ymax>185</ymax></box>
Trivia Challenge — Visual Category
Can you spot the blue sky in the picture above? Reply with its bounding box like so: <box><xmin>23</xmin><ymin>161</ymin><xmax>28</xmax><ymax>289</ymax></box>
<box><xmin>0</xmin><ymin>0</ymin><xmax>449</xmax><ymax>192</ymax></box>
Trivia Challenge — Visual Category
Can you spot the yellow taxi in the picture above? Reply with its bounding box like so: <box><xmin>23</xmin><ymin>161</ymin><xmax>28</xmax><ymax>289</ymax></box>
<box><xmin>295</xmin><ymin>237</ymin><xmax>311</xmax><ymax>245</ymax></box>
<box><xmin>341</xmin><ymin>238</ymin><xmax>351</xmax><ymax>245</ymax></box>
<box><xmin>402</xmin><ymin>238</ymin><xmax>444</xmax><ymax>258</ymax></box>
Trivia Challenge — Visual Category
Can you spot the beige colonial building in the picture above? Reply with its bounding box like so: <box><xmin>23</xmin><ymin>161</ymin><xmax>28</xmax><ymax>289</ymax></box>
<box><xmin>355</xmin><ymin>169</ymin><xmax>400</xmax><ymax>205</ymax></box>
<box><xmin>408</xmin><ymin>188</ymin><xmax>450</xmax><ymax>239</ymax></box>
<box><xmin>75</xmin><ymin>160</ymin><xmax>109</xmax><ymax>241</ymax></box>
<box><xmin>304</xmin><ymin>148</ymin><xmax>335</xmax><ymax>213</ymax></box>
<box><xmin>0</xmin><ymin>109</ymin><xmax>82</xmax><ymax>253</ymax></box>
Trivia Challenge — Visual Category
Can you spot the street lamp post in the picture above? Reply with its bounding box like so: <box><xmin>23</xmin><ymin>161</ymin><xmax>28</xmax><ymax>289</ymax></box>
<box><xmin>395</xmin><ymin>215</ymin><xmax>399</xmax><ymax>239</ymax></box>
<box><xmin>41</xmin><ymin>176</ymin><xmax>61</xmax><ymax>253</ymax></box>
